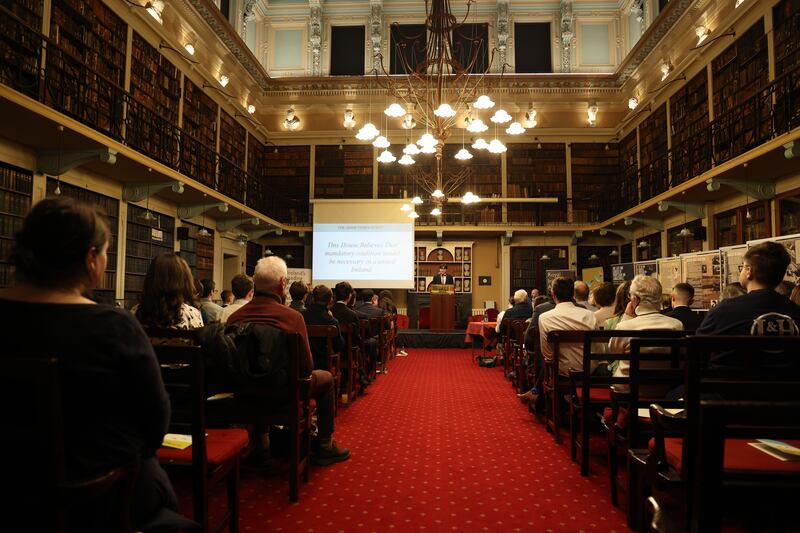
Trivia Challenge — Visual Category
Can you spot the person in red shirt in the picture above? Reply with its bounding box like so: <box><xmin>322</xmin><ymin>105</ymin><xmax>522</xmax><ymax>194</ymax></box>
<box><xmin>228</xmin><ymin>256</ymin><xmax>350</xmax><ymax>466</ymax></box>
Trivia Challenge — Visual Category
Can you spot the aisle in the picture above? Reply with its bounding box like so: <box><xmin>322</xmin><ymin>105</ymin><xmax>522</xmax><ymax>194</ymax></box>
<box><xmin>227</xmin><ymin>348</ymin><xmax>629</xmax><ymax>532</ymax></box>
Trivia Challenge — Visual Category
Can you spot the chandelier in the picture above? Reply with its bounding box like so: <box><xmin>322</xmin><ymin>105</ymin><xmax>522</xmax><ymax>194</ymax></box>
<box><xmin>355</xmin><ymin>0</ymin><xmax>522</xmax><ymax>219</ymax></box>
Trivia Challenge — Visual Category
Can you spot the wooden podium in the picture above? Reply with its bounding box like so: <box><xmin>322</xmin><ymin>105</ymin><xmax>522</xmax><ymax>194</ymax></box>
<box><xmin>430</xmin><ymin>284</ymin><xmax>456</xmax><ymax>330</ymax></box>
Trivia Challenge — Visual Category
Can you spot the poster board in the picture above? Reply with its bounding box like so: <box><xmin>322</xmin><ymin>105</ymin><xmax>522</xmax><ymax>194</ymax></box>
<box><xmin>581</xmin><ymin>267</ymin><xmax>605</xmax><ymax>288</ymax></box>
<box><xmin>657</xmin><ymin>257</ymin><xmax>683</xmax><ymax>296</ymax></box>
<box><xmin>611</xmin><ymin>263</ymin><xmax>634</xmax><ymax>284</ymax></box>
<box><xmin>634</xmin><ymin>260</ymin><xmax>658</xmax><ymax>278</ymax></box>
<box><xmin>747</xmin><ymin>233</ymin><xmax>800</xmax><ymax>284</ymax></box>
<box><xmin>719</xmin><ymin>245</ymin><xmax>748</xmax><ymax>291</ymax></box>
<box><xmin>681</xmin><ymin>251</ymin><xmax>721</xmax><ymax>310</ymax></box>
<box><xmin>545</xmin><ymin>269</ymin><xmax>576</xmax><ymax>292</ymax></box>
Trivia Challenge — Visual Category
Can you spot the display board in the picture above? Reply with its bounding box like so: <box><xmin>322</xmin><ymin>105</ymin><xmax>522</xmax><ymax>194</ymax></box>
<box><xmin>657</xmin><ymin>257</ymin><xmax>683</xmax><ymax>296</ymax></box>
<box><xmin>581</xmin><ymin>266</ymin><xmax>604</xmax><ymax>288</ymax></box>
<box><xmin>546</xmin><ymin>269</ymin><xmax>576</xmax><ymax>291</ymax></box>
<box><xmin>634</xmin><ymin>260</ymin><xmax>658</xmax><ymax>278</ymax></box>
<box><xmin>681</xmin><ymin>251</ymin><xmax>721</xmax><ymax>310</ymax></box>
<box><xmin>611</xmin><ymin>262</ymin><xmax>634</xmax><ymax>284</ymax></box>
<box><xmin>748</xmin><ymin>233</ymin><xmax>800</xmax><ymax>285</ymax></box>
<box><xmin>720</xmin><ymin>244</ymin><xmax>748</xmax><ymax>290</ymax></box>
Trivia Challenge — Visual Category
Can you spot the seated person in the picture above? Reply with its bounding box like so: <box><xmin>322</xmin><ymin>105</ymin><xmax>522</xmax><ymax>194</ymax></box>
<box><xmin>220</xmin><ymin>289</ymin><xmax>234</xmax><ymax>307</ymax></box>
<box><xmin>574</xmin><ymin>280</ymin><xmax>597</xmax><ymax>312</ymax></box>
<box><xmin>197</xmin><ymin>278</ymin><xmax>223</xmax><ymax>324</ymax></box>
<box><xmin>1</xmin><ymin>197</ymin><xmax>179</xmax><ymax>531</ymax></box>
<box><xmin>498</xmin><ymin>289</ymin><xmax>532</xmax><ymax>335</ymax></box>
<box><xmin>603</xmin><ymin>281</ymin><xmax>632</xmax><ymax>331</ymax></box>
<box><xmin>663</xmin><ymin>282</ymin><xmax>701</xmax><ymax>331</ymax></box>
<box><xmin>518</xmin><ymin>295</ymin><xmax>555</xmax><ymax>404</ymax></box>
<box><xmin>302</xmin><ymin>285</ymin><xmax>344</xmax><ymax>371</ymax></box>
<box><xmin>288</xmin><ymin>280</ymin><xmax>308</xmax><ymax>312</ymax></box>
<box><xmin>354</xmin><ymin>289</ymin><xmax>385</xmax><ymax>374</ymax></box>
<box><xmin>608</xmin><ymin>275</ymin><xmax>683</xmax><ymax>379</ymax></box>
<box><xmin>219</xmin><ymin>274</ymin><xmax>254</xmax><ymax>324</ymax></box>
<box><xmin>228</xmin><ymin>256</ymin><xmax>350</xmax><ymax>466</ymax></box>
<box><xmin>698</xmin><ymin>241</ymin><xmax>800</xmax><ymax>368</ymax></box>
<box><xmin>592</xmin><ymin>282</ymin><xmax>617</xmax><ymax>324</ymax></box>
<box><xmin>133</xmin><ymin>253</ymin><xmax>204</xmax><ymax>330</ymax></box>
<box><xmin>538</xmin><ymin>278</ymin><xmax>598</xmax><ymax>376</ymax></box>
<box><xmin>495</xmin><ymin>297</ymin><xmax>514</xmax><ymax>334</ymax></box>
<box><xmin>332</xmin><ymin>281</ymin><xmax>369</xmax><ymax>386</ymax></box>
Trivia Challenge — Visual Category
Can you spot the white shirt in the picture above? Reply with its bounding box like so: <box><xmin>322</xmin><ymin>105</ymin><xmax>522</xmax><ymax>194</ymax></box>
<box><xmin>609</xmin><ymin>306</ymin><xmax>683</xmax><ymax>378</ymax></box>
<box><xmin>594</xmin><ymin>305</ymin><xmax>615</xmax><ymax>325</ymax></box>
<box><xmin>539</xmin><ymin>302</ymin><xmax>598</xmax><ymax>375</ymax></box>
<box><xmin>219</xmin><ymin>298</ymin><xmax>250</xmax><ymax>324</ymax></box>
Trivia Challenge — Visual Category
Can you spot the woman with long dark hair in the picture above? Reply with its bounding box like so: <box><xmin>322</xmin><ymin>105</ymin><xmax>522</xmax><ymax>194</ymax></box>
<box><xmin>134</xmin><ymin>252</ymin><xmax>203</xmax><ymax>329</ymax></box>
<box><xmin>1</xmin><ymin>196</ymin><xmax>179</xmax><ymax>531</ymax></box>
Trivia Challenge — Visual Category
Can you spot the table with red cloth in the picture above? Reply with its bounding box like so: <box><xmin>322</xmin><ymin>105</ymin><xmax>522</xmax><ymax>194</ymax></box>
<box><xmin>465</xmin><ymin>321</ymin><xmax>497</xmax><ymax>361</ymax></box>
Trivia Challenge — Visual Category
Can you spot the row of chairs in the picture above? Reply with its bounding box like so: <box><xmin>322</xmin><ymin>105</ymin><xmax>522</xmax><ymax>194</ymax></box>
<box><xmin>527</xmin><ymin>329</ymin><xmax>800</xmax><ymax>531</ymax></box>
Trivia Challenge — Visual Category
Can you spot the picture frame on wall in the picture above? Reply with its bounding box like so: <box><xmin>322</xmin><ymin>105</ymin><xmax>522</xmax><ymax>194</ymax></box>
<box><xmin>455</xmin><ymin>247</ymin><xmax>462</xmax><ymax>260</ymax></box>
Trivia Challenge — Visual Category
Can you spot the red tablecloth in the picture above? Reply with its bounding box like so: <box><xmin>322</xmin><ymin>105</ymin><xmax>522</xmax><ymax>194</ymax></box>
<box><xmin>465</xmin><ymin>321</ymin><xmax>497</xmax><ymax>344</ymax></box>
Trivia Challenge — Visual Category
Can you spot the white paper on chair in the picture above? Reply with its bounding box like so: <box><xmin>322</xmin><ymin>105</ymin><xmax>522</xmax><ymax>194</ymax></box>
<box><xmin>637</xmin><ymin>408</ymin><xmax>683</xmax><ymax>419</ymax></box>
<box><xmin>748</xmin><ymin>439</ymin><xmax>800</xmax><ymax>462</ymax></box>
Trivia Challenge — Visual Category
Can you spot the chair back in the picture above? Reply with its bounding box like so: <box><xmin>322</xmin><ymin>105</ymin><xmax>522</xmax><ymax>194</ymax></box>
<box><xmin>1</xmin><ymin>356</ymin><xmax>136</xmax><ymax>532</ymax></box>
<box><xmin>418</xmin><ymin>306</ymin><xmax>431</xmax><ymax>329</ymax></box>
<box><xmin>485</xmin><ymin>308</ymin><xmax>500</xmax><ymax>322</ymax></box>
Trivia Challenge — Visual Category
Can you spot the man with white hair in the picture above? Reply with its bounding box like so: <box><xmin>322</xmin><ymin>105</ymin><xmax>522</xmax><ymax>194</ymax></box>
<box><xmin>228</xmin><ymin>256</ymin><xmax>350</xmax><ymax>466</ymax></box>
<box><xmin>609</xmin><ymin>274</ymin><xmax>683</xmax><ymax>378</ymax></box>
<box><xmin>497</xmin><ymin>288</ymin><xmax>533</xmax><ymax>335</ymax></box>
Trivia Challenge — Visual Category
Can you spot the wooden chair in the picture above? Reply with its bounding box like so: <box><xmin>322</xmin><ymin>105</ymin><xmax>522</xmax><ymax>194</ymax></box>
<box><xmin>648</xmin><ymin>399</ymin><xmax>800</xmax><ymax>533</ymax></box>
<box><xmin>358</xmin><ymin>318</ymin><xmax>375</xmax><ymax>381</ymax></box>
<box><xmin>377</xmin><ymin>315</ymin><xmax>392</xmax><ymax>373</ymax></box>
<box><xmin>2</xmin><ymin>356</ymin><xmax>139</xmax><ymax>533</ymax></box>
<box><xmin>646</xmin><ymin>335</ymin><xmax>800</xmax><ymax>531</ymax></box>
<box><xmin>484</xmin><ymin>308</ymin><xmax>500</xmax><ymax>322</ymax></box>
<box><xmin>154</xmin><ymin>343</ymin><xmax>248</xmax><ymax>533</ymax></box>
<box><xmin>339</xmin><ymin>322</ymin><xmax>360</xmax><ymax>405</ymax></box>
<box><xmin>543</xmin><ymin>330</ymin><xmax>587</xmax><ymax>443</ymax></box>
<box><xmin>305</xmin><ymin>324</ymin><xmax>341</xmax><ymax>411</ymax></box>
<box><xmin>368</xmin><ymin>317</ymin><xmax>387</xmax><ymax>374</ymax></box>
<box><xmin>508</xmin><ymin>319</ymin><xmax>528</xmax><ymax>392</ymax></box>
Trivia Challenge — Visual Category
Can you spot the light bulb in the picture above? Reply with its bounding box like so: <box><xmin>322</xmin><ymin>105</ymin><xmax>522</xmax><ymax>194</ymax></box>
<box><xmin>184</xmin><ymin>43</ymin><xmax>195</xmax><ymax>55</ymax></box>
<box><xmin>610</xmin><ymin>249</ymin><xmax>619</xmax><ymax>256</ymax></box>
<box><xmin>356</xmin><ymin>122</ymin><xmax>379</xmax><ymax>141</ymax></box>
<box><xmin>490</xmin><ymin>109</ymin><xmax>512</xmax><ymax>124</ymax></box>
<box><xmin>432</xmin><ymin>189</ymin><xmax>444</xmax><ymax>199</ymax></box>
<box><xmin>400</xmin><ymin>203</ymin><xmax>412</xmax><ymax>212</ymax></box>
<box><xmin>660</xmin><ymin>62</ymin><xmax>672</xmax><ymax>81</ymax></box>
<box><xmin>433</xmin><ymin>103</ymin><xmax>456</xmax><ymax>117</ymax></box>
<box><xmin>219</xmin><ymin>74</ymin><xmax>229</xmax><ymax>87</ymax></box>
<box><xmin>506</xmin><ymin>122</ymin><xmax>525</xmax><ymax>135</ymax></box>
<box><xmin>472</xmin><ymin>138</ymin><xmax>489</xmax><ymax>150</ymax></box>
<box><xmin>462</xmin><ymin>191</ymin><xmax>474</xmax><ymax>204</ymax></box>
<box><xmin>473</xmin><ymin>94</ymin><xmax>495</xmax><ymax>109</ymax></box>
<box><xmin>488</xmin><ymin>139</ymin><xmax>507</xmax><ymax>153</ymax></box>
<box><xmin>398</xmin><ymin>154</ymin><xmax>415</xmax><ymax>165</ymax></box>
<box><xmin>373</xmin><ymin>135</ymin><xmax>390</xmax><ymax>148</ymax></box>
<box><xmin>411</xmin><ymin>196</ymin><xmax>423</xmax><ymax>205</ymax></box>
<box><xmin>376</xmin><ymin>149</ymin><xmax>396</xmax><ymax>163</ymax></box>
<box><xmin>408</xmin><ymin>211</ymin><xmax>419</xmax><ymax>219</ymax></box>
<box><xmin>403</xmin><ymin>143</ymin><xmax>420</xmax><ymax>155</ymax></box>
<box><xmin>678</xmin><ymin>227</ymin><xmax>693</xmax><ymax>237</ymax></box>
<box><xmin>417</xmin><ymin>133</ymin><xmax>438</xmax><ymax>147</ymax></box>
<box><xmin>540</xmin><ymin>253</ymin><xmax>550</xmax><ymax>260</ymax></box>
<box><xmin>247</xmin><ymin>104</ymin><xmax>256</xmax><ymax>114</ymax></box>
<box><xmin>430</xmin><ymin>207</ymin><xmax>442</xmax><ymax>216</ymax></box>
<box><xmin>466</xmin><ymin>118</ymin><xmax>488</xmax><ymax>133</ymax></box>
<box><xmin>695</xmin><ymin>26</ymin><xmax>709</xmax><ymax>45</ymax></box>
<box><xmin>385</xmin><ymin>103</ymin><xmax>406</xmax><ymax>117</ymax></box>
<box><xmin>628</xmin><ymin>97</ymin><xmax>639</xmax><ymax>110</ymax></box>
<box><xmin>454</xmin><ymin>148</ymin><xmax>473</xmax><ymax>160</ymax></box>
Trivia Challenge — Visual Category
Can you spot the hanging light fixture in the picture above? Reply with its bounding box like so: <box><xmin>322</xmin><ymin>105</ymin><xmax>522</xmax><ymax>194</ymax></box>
<box><xmin>403</xmin><ymin>143</ymin><xmax>420</xmax><ymax>155</ymax></box>
<box><xmin>588</xmin><ymin>253</ymin><xmax>599</xmax><ymax>261</ymax></box>
<box><xmin>488</xmin><ymin>139</ymin><xmax>507</xmax><ymax>154</ymax></box>
<box><xmin>430</xmin><ymin>206</ymin><xmax>442</xmax><ymax>216</ymax></box>
<box><xmin>373</xmin><ymin>135</ymin><xmax>390</xmax><ymax>148</ymax></box>
<box><xmin>466</xmin><ymin>117</ymin><xmax>488</xmax><ymax>133</ymax></box>
<box><xmin>473</xmin><ymin>94</ymin><xmax>495</xmax><ymax>109</ymax></box>
<box><xmin>610</xmin><ymin>249</ymin><xmax>619</xmax><ymax>257</ymax></box>
<box><xmin>490</xmin><ymin>109</ymin><xmax>512</xmax><ymax>124</ymax></box>
<box><xmin>376</xmin><ymin>150</ymin><xmax>396</xmax><ymax>163</ymax></box>
<box><xmin>411</xmin><ymin>196</ymin><xmax>424</xmax><ymax>205</ymax></box>
<box><xmin>400</xmin><ymin>203</ymin><xmax>412</xmax><ymax>211</ymax></box>
<box><xmin>455</xmin><ymin>148</ymin><xmax>473</xmax><ymax>160</ymax></box>
<box><xmin>408</xmin><ymin>210</ymin><xmax>420</xmax><ymax>219</ymax></box>
<box><xmin>433</xmin><ymin>103</ymin><xmax>456</xmax><ymax>118</ymax></box>
<box><xmin>431</xmin><ymin>189</ymin><xmax>445</xmax><ymax>199</ymax></box>
<box><xmin>472</xmin><ymin>138</ymin><xmax>489</xmax><ymax>150</ymax></box>
<box><xmin>356</xmin><ymin>122</ymin><xmax>379</xmax><ymax>141</ymax></box>
<box><xmin>638</xmin><ymin>240</ymin><xmax>650</xmax><ymax>248</ymax></box>
<box><xmin>398</xmin><ymin>154</ymin><xmax>415</xmax><ymax>165</ymax></box>
<box><xmin>384</xmin><ymin>103</ymin><xmax>406</xmax><ymax>117</ymax></box>
<box><xmin>506</xmin><ymin>122</ymin><xmax>525</xmax><ymax>135</ymax></box>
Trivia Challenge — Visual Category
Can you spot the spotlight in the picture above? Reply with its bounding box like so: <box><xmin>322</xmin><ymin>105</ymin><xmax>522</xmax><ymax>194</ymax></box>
<box><xmin>695</xmin><ymin>26</ymin><xmax>709</xmax><ymax>45</ymax></box>
<box><xmin>218</xmin><ymin>74</ymin><xmax>229</xmax><ymax>87</ymax></box>
<box><xmin>184</xmin><ymin>43</ymin><xmax>195</xmax><ymax>55</ymax></box>
<box><xmin>628</xmin><ymin>97</ymin><xmax>639</xmax><ymax>110</ymax></box>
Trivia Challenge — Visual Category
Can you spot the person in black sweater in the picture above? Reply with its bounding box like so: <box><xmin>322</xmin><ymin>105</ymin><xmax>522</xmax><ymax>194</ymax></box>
<box><xmin>663</xmin><ymin>282</ymin><xmax>702</xmax><ymax>331</ymax></box>
<box><xmin>498</xmin><ymin>289</ymin><xmax>532</xmax><ymax>335</ymax></box>
<box><xmin>1</xmin><ymin>197</ymin><xmax>181</xmax><ymax>532</ymax></box>
<box><xmin>332</xmin><ymin>281</ymin><xmax>361</xmax><ymax>348</ymax></box>
<box><xmin>302</xmin><ymin>284</ymin><xmax>343</xmax><ymax>370</ymax></box>
<box><xmin>698</xmin><ymin>241</ymin><xmax>800</xmax><ymax>368</ymax></box>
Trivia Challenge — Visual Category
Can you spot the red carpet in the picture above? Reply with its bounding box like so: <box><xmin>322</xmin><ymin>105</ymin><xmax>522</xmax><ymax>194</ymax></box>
<box><xmin>201</xmin><ymin>348</ymin><xmax>630</xmax><ymax>531</ymax></box>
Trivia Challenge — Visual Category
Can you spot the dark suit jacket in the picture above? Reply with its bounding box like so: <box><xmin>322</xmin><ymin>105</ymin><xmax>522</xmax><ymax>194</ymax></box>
<box><xmin>664</xmin><ymin>305</ymin><xmax>702</xmax><ymax>331</ymax></box>
<box><xmin>433</xmin><ymin>274</ymin><xmax>455</xmax><ymax>286</ymax></box>
<box><xmin>331</xmin><ymin>301</ymin><xmax>361</xmax><ymax>348</ymax></box>
<box><xmin>498</xmin><ymin>301</ymin><xmax>533</xmax><ymax>335</ymax></box>
<box><xmin>525</xmin><ymin>301</ymin><xmax>556</xmax><ymax>350</ymax></box>
<box><xmin>301</xmin><ymin>303</ymin><xmax>343</xmax><ymax>370</ymax></box>
<box><xmin>354</xmin><ymin>301</ymin><xmax>386</xmax><ymax>337</ymax></box>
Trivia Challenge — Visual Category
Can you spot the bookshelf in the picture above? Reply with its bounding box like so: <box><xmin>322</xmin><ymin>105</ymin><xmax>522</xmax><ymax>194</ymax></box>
<box><xmin>619</xmin><ymin>131</ymin><xmax>639</xmax><ymax>211</ymax></box>
<box><xmin>264</xmin><ymin>146</ymin><xmax>310</xmax><ymax>224</ymax></box>
<box><xmin>45</xmin><ymin>178</ymin><xmax>119</xmax><ymax>303</ymax></box>
<box><xmin>774</xmin><ymin>0</ymin><xmax>800</xmax><ymax>76</ymax></box>
<box><xmin>124</xmin><ymin>203</ymin><xmax>175</xmax><ymax>305</ymax></box>
<box><xmin>670</xmin><ymin>69</ymin><xmax>710</xmax><ymax>184</ymax></box>
<box><xmin>128</xmin><ymin>32</ymin><xmax>180</xmax><ymax>165</ymax></box>
<box><xmin>777</xmin><ymin>190</ymin><xmax>800</xmax><ymax>236</ymax></box>
<box><xmin>314</xmin><ymin>144</ymin><xmax>373</xmax><ymax>198</ymax></box>
<box><xmin>413</xmin><ymin>242</ymin><xmax>472</xmax><ymax>293</ymax></box>
<box><xmin>714</xmin><ymin>201</ymin><xmax>770</xmax><ymax>247</ymax></box>
<box><xmin>667</xmin><ymin>220</ymin><xmax>703</xmax><ymax>256</ymax></box>
<box><xmin>181</xmin><ymin>78</ymin><xmax>218</xmax><ymax>188</ymax></box>
<box><xmin>247</xmin><ymin>136</ymin><xmax>266</xmax><ymax>176</ymax></box>
<box><xmin>0</xmin><ymin>0</ymin><xmax>43</xmax><ymax>99</ymax></box>
<box><xmin>48</xmin><ymin>0</ymin><xmax>127</xmax><ymax>137</ymax></box>
<box><xmin>178</xmin><ymin>222</ymin><xmax>214</xmax><ymax>282</ymax></box>
<box><xmin>507</xmin><ymin>143</ymin><xmax>567</xmax><ymax>224</ymax></box>
<box><xmin>570</xmin><ymin>143</ymin><xmax>619</xmax><ymax>223</ymax></box>
<box><xmin>246</xmin><ymin>241</ymin><xmax>262</xmax><ymax>275</ymax></box>
<box><xmin>510</xmin><ymin>246</ymin><xmax>568</xmax><ymax>293</ymax></box>
<box><xmin>636</xmin><ymin>232</ymin><xmax>662</xmax><ymax>261</ymax></box>
<box><xmin>638</xmin><ymin>104</ymin><xmax>668</xmax><ymax>201</ymax></box>
<box><xmin>219</xmin><ymin>111</ymin><xmax>246</xmax><ymax>168</ymax></box>
<box><xmin>0</xmin><ymin>162</ymin><xmax>32</xmax><ymax>288</ymax></box>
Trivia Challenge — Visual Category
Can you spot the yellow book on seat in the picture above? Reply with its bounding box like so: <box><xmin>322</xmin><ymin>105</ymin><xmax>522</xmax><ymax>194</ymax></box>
<box><xmin>162</xmin><ymin>433</ymin><xmax>192</xmax><ymax>450</ymax></box>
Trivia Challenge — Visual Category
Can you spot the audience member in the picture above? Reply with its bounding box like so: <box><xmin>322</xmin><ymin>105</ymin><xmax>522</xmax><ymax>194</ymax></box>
<box><xmin>332</xmin><ymin>281</ymin><xmax>370</xmax><ymax>384</ymax></box>
<box><xmin>574</xmin><ymin>280</ymin><xmax>597</xmax><ymax>312</ymax></box>
<box><xmin>721</xmin><ymin>281</ymin><xmax>746</xmax><ymax>300</ymax></box>
<box><xmin>302</xmin><ymin>285</ymin><xmax>344</xmax><ymax>371</ymax></box>
<box><xmin>592</xmin><ymin>282</ymin><xmax>617</xmax><ymax>324</ymax></box>
<box><xmin>776</xmin><ymin>279</ymin><xmax>795</xmax><ymax>297</ymax></box>
<box><xmin>539</xmin><ymin>278</ymin><xmax>598</xmax><ymax>375</ymax></box>
<box><xmin>498</xmin><ymin>289</ymin><xmax>532</xmax><ymax>335</ymax></box>
<box><xmin>218</xmin><ymin>274</ymin><xmax>254</xmax><ymax>324</ymax></box>
<box><xmin>791</xmin><ymin>284</ymin><xmax>800</xmax><ymax>306</ymax></box>
<box><xmin>518</xmin><ymin>295</ymin><xmax>557</xmax><ymax>403</ymax></box>
<box><xmin>1</xmin><ymin>197</ymin><xmax>179</xmax><ymax>530</ymax></box>
<box><xmin>697</xmin><ymin>242</ymin><xmax>800</xmax><ymax>367</ymax></box>
<box><xmin>354</xmin><ymin>289</ymin><xmax>385</xmax><ymax>319</ymax></box>
<box><xmin>530</xmin><ymin>288</ymin><xmax>540</xmax><ymax>311</ymax></box>
<box><xmin>602</xmin><ymin>280</ymin><xmax>632</xmax><ymax>331</ymax></box>
<box><xmin>608</xmin><ymin>275</ymin><xmax>683</xmax><ymax>378</ymax></box>
<box><xmin>495</xmin><ymin>297</ymin><xmax>514</xmax><ymax>333</ymax></box>
<box><xmin>660</xmin><ymin>294</ymin><xmax>672</xmax><ymax>313</ymax></box>
<box><xmin>133</xmin><ymin>253</ymin><xmax>204</xmax><ymax>329</ymax></box>
<box><xmin>533</xmin><ymin>295</ymin><xmax>550</xmax><ymax>308</ymax></box>
<box><xmin>220</xmin><ymin>289</ymin><xmax>234</xmax><ymax>306</ymax></box>
<box><xmin>197</xmin><ymin>278</ymin><xmax>223</xmax><ymax>324</ymax></box>
<box><xmin>288</xmin><ymin>280</ymin><xmax>309</xmax><ymax>312</ymax></box>
<box><xmin>663</xmin><ymin>282</ymin><xmax>701</xmax><ymax>331</ymax></box>
<box><xmin>227</xmin><ymin>256</ymin><xmax>350</xmax><ymax>466</ymax></box>
<box><xmin>378</xmin><ymin>289</ymin><xmax>398</xmax><ymax>314</ymax></box>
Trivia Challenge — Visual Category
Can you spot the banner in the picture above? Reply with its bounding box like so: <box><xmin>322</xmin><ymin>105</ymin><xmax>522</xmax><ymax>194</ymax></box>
<box><xmin>611</xmin><ymin>262</ymin><xmax>634</xmax><ymax>284</ymax></box>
